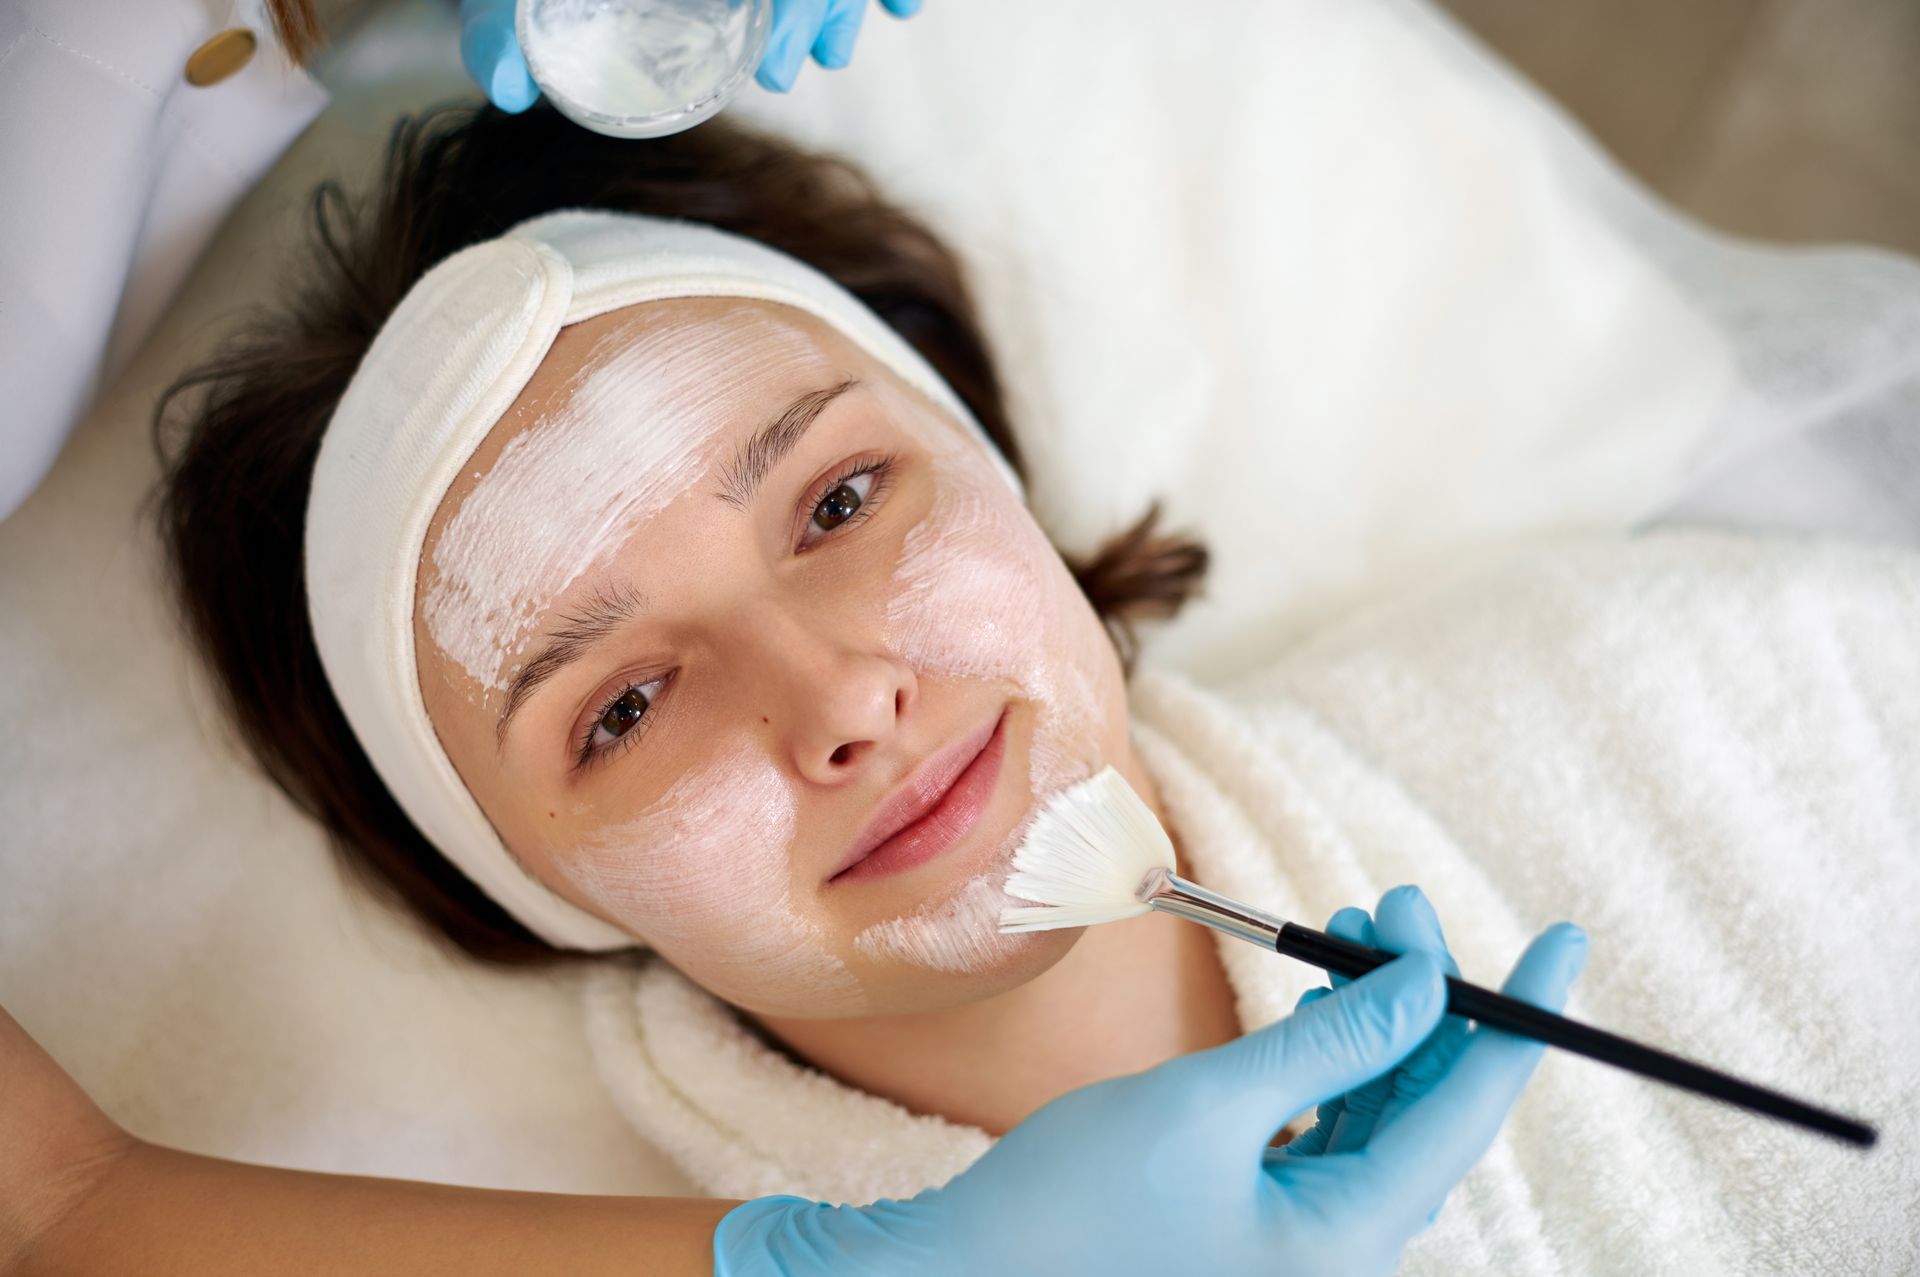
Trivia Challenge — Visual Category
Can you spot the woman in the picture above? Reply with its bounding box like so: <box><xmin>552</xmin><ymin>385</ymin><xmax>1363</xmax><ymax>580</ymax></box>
<box><xmin>1</xmin><ymin>102</ymin><xmax>1592</xmax><ymax>1276</ymax></box>
<box><xmin>137</xmin><ymin>100</ymin><xmax>1920</xmax><ymax>1271</ymax></box>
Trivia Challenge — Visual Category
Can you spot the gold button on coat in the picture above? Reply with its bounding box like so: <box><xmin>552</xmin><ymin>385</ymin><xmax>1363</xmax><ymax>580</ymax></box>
<box><xmin>184</xmin><ymin>28</ymin><xmax>257</xmax><ymax>87</ymax></box>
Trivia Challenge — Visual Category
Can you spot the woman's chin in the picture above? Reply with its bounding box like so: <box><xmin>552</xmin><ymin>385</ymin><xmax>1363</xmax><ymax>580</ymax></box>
<box><xmin>843</xmin><ymin>921</ymin><xmax>1084</xmax><ymax>1017</ymax></box>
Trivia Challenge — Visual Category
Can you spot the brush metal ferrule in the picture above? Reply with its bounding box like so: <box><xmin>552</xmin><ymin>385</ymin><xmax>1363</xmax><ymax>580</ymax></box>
<box><xmin>1137</xmin><ymin>867</ymin><xmax>1286</xmax><ymax>949</ymax></box>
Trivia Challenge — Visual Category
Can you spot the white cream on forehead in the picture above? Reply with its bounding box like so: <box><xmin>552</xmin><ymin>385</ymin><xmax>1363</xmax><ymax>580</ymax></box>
<box><xmin>557</xmin><ymin>747</ymin><xmax>862</xmax><ymax>1012</ymax></box>
<box><xmin>424</xmin><ymin>306</ymin><xmax>825</xmax><ymax>692</ymax></box>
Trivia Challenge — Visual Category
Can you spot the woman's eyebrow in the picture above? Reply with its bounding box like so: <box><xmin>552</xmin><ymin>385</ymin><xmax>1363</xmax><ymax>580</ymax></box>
<box><xmin>714</xmin><ymin>376</ymin><xmax>859</xmax><ymax>509</ymax></box>
<box><xmin>496</xmin><ymin>582</ymin><xmax>648</xmax><ymax>747</ymax></box>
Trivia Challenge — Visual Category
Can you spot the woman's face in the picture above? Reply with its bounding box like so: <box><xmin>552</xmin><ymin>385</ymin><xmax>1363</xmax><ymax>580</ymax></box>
<box><xmin>415</xmin><ymin>298</ymin><xmax>1138</xmax><ymax>1018</ymax></box>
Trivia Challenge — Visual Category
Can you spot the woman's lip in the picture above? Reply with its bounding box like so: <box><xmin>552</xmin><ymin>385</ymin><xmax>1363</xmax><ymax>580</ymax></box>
<box><xmin>829</xmin><ymin>710</ymin><xmax>1007</xmax><ymax>884</ymax></box>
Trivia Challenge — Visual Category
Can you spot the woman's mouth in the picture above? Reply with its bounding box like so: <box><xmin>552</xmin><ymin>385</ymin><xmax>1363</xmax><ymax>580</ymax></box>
<box><xmin>828</xmin><ymin>708</ymin><xmax>1008</xmax><ymax>884</ymax></box>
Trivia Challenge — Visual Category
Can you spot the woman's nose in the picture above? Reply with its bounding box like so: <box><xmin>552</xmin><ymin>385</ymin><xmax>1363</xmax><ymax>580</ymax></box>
<box><xmin>744</xmin><ymin>605</ymin><xmax>917</xmax><ymax>784</ymax></box>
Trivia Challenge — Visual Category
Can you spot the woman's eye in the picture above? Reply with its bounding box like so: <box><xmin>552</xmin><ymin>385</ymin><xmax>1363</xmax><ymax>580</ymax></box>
<box><xmin>582</xmin><ymin>677</ymin><xmax>666</xmax><ymax>761</ymax></box>
<box><xmin>598</xmin><ymin>686</ymin><xmax>650</xmax><ymax>738</ymax></box>
<box><xmin>810</xmin><ymin>470</ymin><xmax>875</xmax><ymax>536</ymax></box>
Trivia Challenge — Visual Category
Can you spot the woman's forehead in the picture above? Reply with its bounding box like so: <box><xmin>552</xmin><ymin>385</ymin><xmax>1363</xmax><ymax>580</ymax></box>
<box><xmin>538</xmin><ymin>297</ymin><xmax>849</xmax><ymax>408</ymax></box>
<box><xmin>443</xmin><ymin>297</ymin><xmax>850</xmax><ymax>512</ymax></box>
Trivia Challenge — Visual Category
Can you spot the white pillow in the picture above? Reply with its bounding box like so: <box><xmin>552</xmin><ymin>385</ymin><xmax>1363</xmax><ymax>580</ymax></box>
<box><xmin>733</xmin><ymin>0</ymin><xmax>1919</xmax><ymax>679</ymax></box>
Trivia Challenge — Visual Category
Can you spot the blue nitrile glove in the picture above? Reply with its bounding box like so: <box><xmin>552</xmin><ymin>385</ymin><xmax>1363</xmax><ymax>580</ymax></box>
<box><xmin>1274</xmin><ymin>886</ymin><xmax>1586</xmax><ymax>1228</ymax></box>
<box><xmin>713</xmin><ymin>884</ymin><xmax>1588</xmax><ymax>1277</ymax></box>
<box><xmin>459</xmin><ymin>0</ymin><xmax>539</xmax><ymax>113</ymax></box>
<box><xmin>756</xmin><ymin>0</ymin><xmax>923</xmax><ymax>93</ymax></box>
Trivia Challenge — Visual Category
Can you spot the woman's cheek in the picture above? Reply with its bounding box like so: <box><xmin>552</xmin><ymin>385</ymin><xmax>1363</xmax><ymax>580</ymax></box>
<box><xmin>844</xmin><ymin>413</ymin><xmax>1121</xmax><ymax>980</ymax></box>
<box><xmin>881</xmin><ymin>442</ymin><xmax>1110</xmax><ymax>804</ymax></box>
<box><xmin>553</xmin><ymin>748</ymin><xmax>867</xmax><ymax>1015</ymax></box>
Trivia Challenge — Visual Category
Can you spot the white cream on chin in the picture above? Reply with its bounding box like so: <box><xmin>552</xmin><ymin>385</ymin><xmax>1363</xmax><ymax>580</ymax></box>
<box><xmin>556</xmin><ymin>747</ymin><xmax>863</xmax><ymax>1013</ymax></box>
<box><xmin>424</xmin><ymin>309</ymin><xmax>822</xmax><ymax>693</ymax></box>
<box><xmin>853</xmin><ymin>866</ymin><xmax>1023</xmax><ymax>974</ymax></box>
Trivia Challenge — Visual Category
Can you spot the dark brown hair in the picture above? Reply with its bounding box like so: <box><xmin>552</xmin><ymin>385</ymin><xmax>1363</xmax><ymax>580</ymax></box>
<box><xmin>155</xmin><ymin>103</ymin><xmax>1207</xmax><ymax>966</ymax></box>
<box><xmin>264</xmin><ymin>0</ymin><xmax>323</xmax><ymax>66</ymax></box>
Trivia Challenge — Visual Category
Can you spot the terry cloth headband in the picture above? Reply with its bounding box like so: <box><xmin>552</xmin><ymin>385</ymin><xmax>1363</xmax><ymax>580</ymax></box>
<box><xmin>306</xmin><ymin>209</ymin><xmax>1023</xmax><ymax>950</ymax></box>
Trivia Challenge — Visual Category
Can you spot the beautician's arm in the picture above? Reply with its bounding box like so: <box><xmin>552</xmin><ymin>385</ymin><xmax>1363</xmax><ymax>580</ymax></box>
<box><xmin>1</xmin><ymin>1004</ymin><xmax>731</xmax><ymax>1276</ymax></box>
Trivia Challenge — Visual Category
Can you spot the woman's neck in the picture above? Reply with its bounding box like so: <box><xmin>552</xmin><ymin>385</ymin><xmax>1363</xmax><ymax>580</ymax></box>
<box><xmin>758</xmin><ymin>909</ymin><xmax>1240</xmax><ymax>1135</ymax></box>
<box><xmin>751</xmin><ymin>764</ymin><xmax>1243</xmax><ymax>1135</ymax></box>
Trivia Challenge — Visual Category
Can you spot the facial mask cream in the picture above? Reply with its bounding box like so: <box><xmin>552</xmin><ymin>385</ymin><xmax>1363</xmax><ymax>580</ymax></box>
<box><xmin>425</xmin><ymin>308</ymin><xmax>822</xmax><ymax>693</ymax></box>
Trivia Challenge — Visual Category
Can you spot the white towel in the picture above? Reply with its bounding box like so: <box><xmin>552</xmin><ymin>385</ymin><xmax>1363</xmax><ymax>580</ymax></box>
<box><xmin>587</xmin><ymin>525</ymin><xmax>1920</xmax><ymax>1271</ymax></box>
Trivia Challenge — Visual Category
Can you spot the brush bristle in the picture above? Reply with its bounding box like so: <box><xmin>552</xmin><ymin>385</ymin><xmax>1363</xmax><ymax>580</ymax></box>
<box><xmin>998</xmin><ymin>766</ymin><xmax>1175</xmax><ymax>932</ymax></box>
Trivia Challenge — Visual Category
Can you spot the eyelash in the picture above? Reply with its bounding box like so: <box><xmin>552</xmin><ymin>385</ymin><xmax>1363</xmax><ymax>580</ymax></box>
<box><xmin>572</xmin><ymin>452</ymin><xmax>899</xmax><ymax>770</ymax></box>
<box><xmin>795</xmin><ymin>452</ymin><xmax>896</xmax><ymax>550</ymax></box>
<box><xmin>574</xmin><ymin>672</ymin><xmax>671</xmax><ymax>770</ymax></box>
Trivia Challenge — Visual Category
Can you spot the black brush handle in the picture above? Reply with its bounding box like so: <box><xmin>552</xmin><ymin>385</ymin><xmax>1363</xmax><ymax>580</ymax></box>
<box><xmin>1275</xmin><ymin>922</ymin><xmax>1877</xmax><ymax>1148</ymax></box>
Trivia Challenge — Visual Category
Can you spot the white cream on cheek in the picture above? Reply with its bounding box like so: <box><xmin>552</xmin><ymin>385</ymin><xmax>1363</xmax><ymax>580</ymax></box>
<box><xmin>852</xmin><ymin>387</ymin><xmax>1115</xmax><ymax>973</ymax></box>
<box><xmin>424</xmin><ymin>308</ymin><xmax>823</xmax><ymax>694</ymax></box>
<box><xmin>880</xmin><ymin>400</ymin><xmax>1108</xmax><ymax>797</ymax></box>
<box><xmin>557</xmin><ymin>747</ymin><xmax>864</xmax><ymax>1013</ymax></box>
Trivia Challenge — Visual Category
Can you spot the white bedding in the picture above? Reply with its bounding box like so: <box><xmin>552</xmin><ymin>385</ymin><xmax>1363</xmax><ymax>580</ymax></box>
<box><xmin>1</xmin><ymin>0</ymin><xmax>1915</xmax><ymax>1213</ymax></box>
<box><xmin>1141</xmin><ymin>527</ymin><xmax>1920</xmax><ymax>1274</ymax></box>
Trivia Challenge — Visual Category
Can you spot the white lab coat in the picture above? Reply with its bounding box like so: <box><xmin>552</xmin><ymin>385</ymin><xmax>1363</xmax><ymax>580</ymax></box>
<box><xmin>0</xmin><ymin>0</ymin><xmax>328</xmax><ymax>520</ymax></box>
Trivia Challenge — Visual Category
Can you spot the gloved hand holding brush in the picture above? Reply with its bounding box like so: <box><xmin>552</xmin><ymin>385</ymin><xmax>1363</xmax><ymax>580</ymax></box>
<box><xmin>715</xmin><ymin>885</ymin><xmax>1588</xmax><ymax>1277</ymax></box>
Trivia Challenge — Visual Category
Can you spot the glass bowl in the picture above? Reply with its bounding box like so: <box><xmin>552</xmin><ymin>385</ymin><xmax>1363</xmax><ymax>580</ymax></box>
<box><xmin>516</xmin><ymin>0</ymin><xmax>773</xmax><ymax>139</ymax></box>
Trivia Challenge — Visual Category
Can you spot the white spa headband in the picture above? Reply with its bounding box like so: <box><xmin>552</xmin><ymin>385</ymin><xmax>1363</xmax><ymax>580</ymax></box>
<box><xmin>305</xmin><ymin>209</ymin><xmax>1024</xmax><ymax>950</ymax></box>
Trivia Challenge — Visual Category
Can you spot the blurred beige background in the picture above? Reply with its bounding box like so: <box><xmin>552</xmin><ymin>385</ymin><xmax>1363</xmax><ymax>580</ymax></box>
<box><xmin>1439</xmin><ymin>0</ymin><xmax>1920</xmax><ymax>254</ymax></box>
